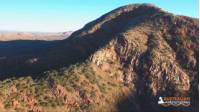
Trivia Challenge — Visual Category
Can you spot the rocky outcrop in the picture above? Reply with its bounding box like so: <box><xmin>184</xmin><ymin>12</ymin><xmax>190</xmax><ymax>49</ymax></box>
<box><xmin>0</xmin><ymin>101</ymin><xmax>4</xmax><ymax>109</ymax></box>
<box><xmin>21</xmin><ymin>94</ymin><xmax>42</xmax><ymax>112</ymax></box>
<box><xmin>12</xmin><ymin>99</ymin><xmax>20</xmax><ymax>109</ymax></box>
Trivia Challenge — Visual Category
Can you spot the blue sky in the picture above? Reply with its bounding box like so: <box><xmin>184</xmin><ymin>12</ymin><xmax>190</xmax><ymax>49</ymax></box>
<box><xmin>0</xmin><ymin>0</ymin><xmax>198</xmax><ymax>32</ymax></box>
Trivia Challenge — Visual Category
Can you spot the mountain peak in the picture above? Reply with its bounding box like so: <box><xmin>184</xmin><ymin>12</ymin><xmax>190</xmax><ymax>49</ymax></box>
<box><xmin>70</xmin><ymin>4</ymin><xmax>173</xmax><ymax>39</ymax></box>
<box><xmin>69</xmin><ymin>4</ymin><xmax>197</xmax><ymax>48</ymax></box>
<box><xmin>110</xmin><ymin>3</ymin><xmax>162</xmax><ymax>12</ymax></box>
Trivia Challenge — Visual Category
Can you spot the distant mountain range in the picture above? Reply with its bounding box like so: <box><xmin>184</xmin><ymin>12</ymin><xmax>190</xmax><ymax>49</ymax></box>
<box><xmin>0</xmin><ymin>31</ymin><xmax>73</xmax><ymax>41</ymax></box>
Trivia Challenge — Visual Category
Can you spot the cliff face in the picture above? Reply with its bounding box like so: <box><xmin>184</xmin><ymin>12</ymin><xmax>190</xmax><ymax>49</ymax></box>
<box><xmin>0</xmin><ymin>4</ymin><xmax>198</xmax><ymax>112</ymax></box>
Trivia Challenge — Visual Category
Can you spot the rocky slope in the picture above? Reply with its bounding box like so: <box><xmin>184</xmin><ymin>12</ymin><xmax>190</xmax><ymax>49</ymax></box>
<box><xmin>0</xmin><ymin>4</ymin><xmax>198</xmax><ymax>112</ymax></box>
